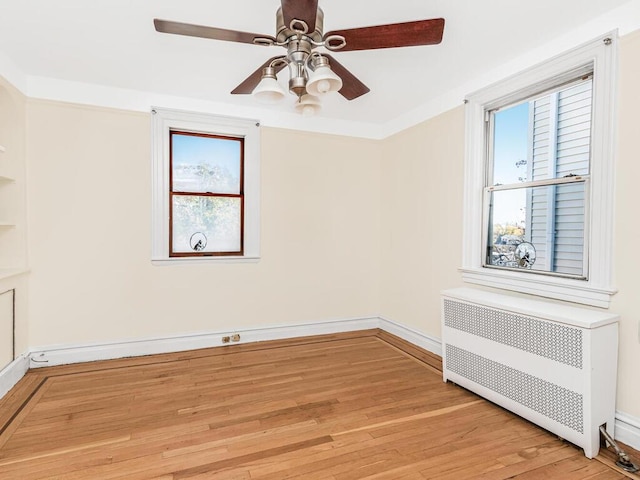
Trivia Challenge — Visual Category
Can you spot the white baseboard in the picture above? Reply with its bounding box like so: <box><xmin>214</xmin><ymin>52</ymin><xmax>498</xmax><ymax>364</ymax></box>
<box><xmin>0</xmin><ymin>354</ymin><xmax>30</xmax><ymax>399</ymax></box>
<box><xmin>2</xmin><ymin>315</ymin><xmax>443</xmax><ymax>401</ymax></box>
<box><xmin>28</xmin><ymin>316</ymin><xmax>444</xmax><ymax>369</ymax></box>
<box><xmin>378</xmin><ymin>316</ymin><xmax>443</xmax><ymax>356</ymax></box>
<box><xmin>27</xmin><ymin>316</ymin><xmax>382</xmax><ymax>368</ymax></box>
<box><xmin>615</xmin><ymin>410</ymin><xmax>640</xmax><ymax>451</ymax></box>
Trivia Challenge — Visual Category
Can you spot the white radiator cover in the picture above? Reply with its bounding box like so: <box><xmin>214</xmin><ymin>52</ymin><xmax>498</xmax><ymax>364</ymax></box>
<box><xmin>442</xmin><ymin>287</ymin><xmax>619</xmax><ymax>458</ymax></box>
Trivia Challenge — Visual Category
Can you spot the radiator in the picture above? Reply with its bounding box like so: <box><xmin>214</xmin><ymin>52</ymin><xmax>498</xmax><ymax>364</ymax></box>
<box><xmin>441</xmin><ymin>287</ymin><xmax>619</xmax><ymax>458</ymax></box>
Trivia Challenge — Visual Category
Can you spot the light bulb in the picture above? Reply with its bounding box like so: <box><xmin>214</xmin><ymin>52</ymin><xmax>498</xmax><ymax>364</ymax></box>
<box><xmin>317</xmin><ymin>79</ymin><xmax>331</xmax><ymax>94</ymax></box>
<box><xmin>306</xmin><ymin>57</ymin><xmax>343</xmax><ymax>96</ymax></box>
<box><xmin>294</xmin><ymin>94</ymin><xmax>321</xmax><ymax>116</ymax></box>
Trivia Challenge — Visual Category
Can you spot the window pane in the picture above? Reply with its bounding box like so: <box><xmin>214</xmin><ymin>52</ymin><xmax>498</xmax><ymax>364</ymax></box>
<box><xmin>172</xmin><ymin>195</ymin><xmax>241</xmax><ymax>254</ymax></box>
<box><xmin>487</xmin><ymin>182</ymin><xmax>586</xmax><ymax>277</ymax></box>
<box><xmin>172</xmin><ymin>132</ymin><xmax>241</xmax><ymax>194</ymax></box>
<box><xmin>491</xmin><ymin>79</ymin><xmax>592</xmax><ymax>186</ymax></box>
<box><xmin>554</xmin><ymin>81</ymin><xmax>592</xmax><ymax>177</ymax></box>
<box><xmin>492</xmin><ymin>102</ymin><xmax>530</xmax><ymax>185</ymax></box>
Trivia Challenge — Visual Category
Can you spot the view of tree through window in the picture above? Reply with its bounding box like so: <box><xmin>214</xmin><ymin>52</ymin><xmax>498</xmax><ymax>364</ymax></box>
<box><xmin>170</xmin><ymin>131</ymin><xmax>243</xmax><ymax>256</ymax></box>
<box><xmin>486</xmin><ymin>77</ymin><xmax>592</xmax><ymax>278</ymax></box>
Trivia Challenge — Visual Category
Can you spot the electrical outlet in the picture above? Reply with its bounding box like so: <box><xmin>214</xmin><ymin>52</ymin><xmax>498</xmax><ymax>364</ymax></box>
<box><xmin>231</xmin><ymin>334</ymin><xmax>241</xmax><ymax>342</ymax></box>
<box><xmin>222</xmin><ymin>336</ymin><xmax>231</xmax><ymax>343</ymax></box>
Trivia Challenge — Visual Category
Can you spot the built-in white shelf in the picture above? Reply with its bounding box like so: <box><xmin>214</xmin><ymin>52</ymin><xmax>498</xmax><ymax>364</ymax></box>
<box><xmin>0</xmin><ymin>145</ymin><xmax>5</xmax><ymax>153</ymax></box>
<box><xmin>0</xmin><ymin>222</ymin><xmax>15</xmax><ymax>228</ymax></box>
<box><xmin>0</xmin><ymin>175</ymin><xmax>14</xmax><ymax>184</ymax></box>
<box><xmin>0</xmin><ymin>268</ymin><xmax>28</xmax><ymax>283</ymax></box>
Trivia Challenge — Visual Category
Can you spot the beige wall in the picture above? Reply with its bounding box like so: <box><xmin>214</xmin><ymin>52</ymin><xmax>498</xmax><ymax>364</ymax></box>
<box><xmin>380</xmin><ymin>106</ymin><xmax>465</xmax><ymax>335</ymax></box>
<box><xmin>379</xmin><ymin>32</ymin><xmax>640</xmax><ymax>418</ymax></box>
<box><xmin>25</xmin><ymin>101</ymin><xmax>381</xmax><ymax>346</ymax></box>
<box><xmin>609</xmin><ymin>30</ymin><xmax>640</xmax><ymax>417</ymax></box>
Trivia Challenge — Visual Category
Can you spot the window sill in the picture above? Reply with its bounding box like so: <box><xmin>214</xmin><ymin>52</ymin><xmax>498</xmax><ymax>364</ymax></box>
<box><xmin>152</xmin><ymin>256</ymin><xmax>260</xmax><ymax>266</ymax></box>
<box><xmin>459</xmin><ymin>267</ymin><xmax>616</xmax><ymax>308</ymax></box>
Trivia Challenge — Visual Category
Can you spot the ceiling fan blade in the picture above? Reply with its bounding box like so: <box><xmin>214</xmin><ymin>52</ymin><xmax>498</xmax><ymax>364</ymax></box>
<box><xmin>154</xmin><ymin>19</ymin><xmax>275</xmax><ymax>46</ymax></box>
<box><xmin>324</xmin><ymin>18</ymin><xmax>444</xmax><ymax>51</ymax></box>
<box><xmin>324</xmin><ymin>55</ymin><xmax>370</xmax><ymax>101</ymax></box>
<box><xmin>231</xmin><ymin>56</ymin><xmax>288</xmax><ymax>94</ymax></box>
<box><xmin>281</xmin><ymin>0</ymin><xmax>318</xmax><ymax>33</ymax></box>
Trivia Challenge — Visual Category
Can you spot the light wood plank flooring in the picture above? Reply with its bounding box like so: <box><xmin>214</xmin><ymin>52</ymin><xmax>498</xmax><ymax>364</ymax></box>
<box><xmin>0</xmin><ymin>330</ymin><xmax>638</xmax><ymax>479</ymax></box>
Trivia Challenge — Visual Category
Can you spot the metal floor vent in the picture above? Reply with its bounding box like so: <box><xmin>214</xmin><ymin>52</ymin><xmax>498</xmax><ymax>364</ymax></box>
<box><xmin>441</xmin><ymin>288</ymin><xmax>619</xmax><ymax>459</ymax></box>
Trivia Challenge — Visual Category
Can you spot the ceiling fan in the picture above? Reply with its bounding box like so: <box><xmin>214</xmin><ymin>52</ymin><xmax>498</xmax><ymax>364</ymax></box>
<box><xmin>154</xmin><ymin>0</ymin><xmax>444</xmax><ymax>114</ymax></box>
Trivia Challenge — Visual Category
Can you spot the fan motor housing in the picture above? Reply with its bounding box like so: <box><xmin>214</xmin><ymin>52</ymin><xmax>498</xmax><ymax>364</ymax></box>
<box><xmin>275</xmin><ymin>7</ymin><xmax>324</xmax><ymax>43</ymax></box>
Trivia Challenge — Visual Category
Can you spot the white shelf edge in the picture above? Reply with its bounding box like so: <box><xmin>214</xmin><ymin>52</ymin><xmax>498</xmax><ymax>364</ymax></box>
<box><xmin>0</xmin><ymin>222</ymin><xmax>16</xmax><ymax>228</ymax></box>
<box><xmin>0</xmin><ymin>145</ymin><xmax>5</xmax><ymax>153</ymax></box>
<box><xmin>0</xmin><ymin>268</ymin><xmax>28</xmax><ymax>282</ymax></box>
<box><xmin>0</xmin><ymin>175</ymin><xmax>15</xmax><ymax>183</ymax></box>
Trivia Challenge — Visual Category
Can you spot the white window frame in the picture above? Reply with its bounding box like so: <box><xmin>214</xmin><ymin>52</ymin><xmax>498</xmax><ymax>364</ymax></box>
<box><xmin>151</xmin><ymin>108</ymin><xmax>260</xmax><ymax>264</ymax></box>
<box><xmin>461</xmin><ymin>33</ymin><xmax>618</xmax><ymax>308</ymax></box>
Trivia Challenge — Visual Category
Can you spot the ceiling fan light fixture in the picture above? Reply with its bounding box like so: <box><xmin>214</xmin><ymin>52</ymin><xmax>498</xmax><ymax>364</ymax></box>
<box><xmin>252</xmin><ymin>66</ymin><xmax>286</xmax><ymax>104</ymax></box>
<box><xmin>295</xmin><ymin>94</ymin><xmax>321</xmax><ymax>116</ymax></box>
<box><xmin>306</xmin><ymin>55</ymin><xmax>343</xmax><ymax>96</ymax></box>
<box><xmin>156</xmin><ymin>3</ymin><xmax>446</xmax><ymax>113</ymax></box>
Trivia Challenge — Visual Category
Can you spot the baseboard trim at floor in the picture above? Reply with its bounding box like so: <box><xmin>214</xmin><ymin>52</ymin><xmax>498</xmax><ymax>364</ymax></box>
<box><xmin>615</xmin><ymin>410</ymin><xmax>640</xmax><ymax>452</ymax></box>
<box><xmin>28</xmin><ymin>316</ymin><xmax>444</xmax><ymax>369</ymax></box>
<box><xmin>376</xmin><ymin>330</ymin><xmax>443</xmax><ymax>372</ymax></box>
<box><xmin>27</xmin><ymin>316</ymin><xmax>383</xmax><ymax>368</ymax></box>
<box><xmin>0</xmin><ymin>354</ymin><xmax>29</xmax><ymax>399</ymax></box>
<box><xmin>378</xmin><ymin>316</ymin><xmax>442</xmax><ymax>357</ymax></box>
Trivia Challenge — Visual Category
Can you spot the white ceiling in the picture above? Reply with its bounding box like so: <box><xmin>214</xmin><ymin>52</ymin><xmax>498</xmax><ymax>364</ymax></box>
<box><xmin>0</xmin><ymin>0</ymin><xmax>638</xmax><ymax>137</ymax></box>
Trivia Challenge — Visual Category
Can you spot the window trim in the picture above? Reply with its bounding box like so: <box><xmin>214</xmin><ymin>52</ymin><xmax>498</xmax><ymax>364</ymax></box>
<box><xmin>152</xmin><ymin>108</ymin><xmax>260</xmax><ymax>264</ymax></box>
<box><xmin>461</xmin><ymin>33</ymin><xmax>618</xmax><ymax>308</ymax></box>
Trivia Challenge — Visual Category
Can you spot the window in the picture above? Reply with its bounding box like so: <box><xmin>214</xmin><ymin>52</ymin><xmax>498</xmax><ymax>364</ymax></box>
<box><xmin>461</xmin><ymin>34</ymin><xmax>617</xmax><ymax>307</ymax></box>
<box><xmin>485</xmin><ymin>77</ymin><xmax>592</xmax><ymax>278</ymax></box>
<box><xmin>152</xmin><ymin>109</ymin><xmax>260</xmax><ymax>263</ymax></box>
<box><xmin>170</xmin><ymin>131</ymin><xmax>244</xmax><ymax>257</ymax></box>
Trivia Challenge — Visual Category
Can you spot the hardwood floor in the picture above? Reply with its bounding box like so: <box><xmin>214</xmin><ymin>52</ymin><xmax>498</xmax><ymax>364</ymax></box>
<box><xmin>0</xmin><ymin>330</ymin><xmax>638</xmax><ymax>479</ymax></box>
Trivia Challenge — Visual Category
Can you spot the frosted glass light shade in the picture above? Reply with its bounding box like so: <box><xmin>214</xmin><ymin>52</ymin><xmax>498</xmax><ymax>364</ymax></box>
<box><xmin>306</xmin><ymin>64</ymin><xmax>342</xmax><ymax>96</ymax></box>
<box><xmin>252</xmin><ymin>76</ymin><xmax>286</xmax><ymax>104</ymax></box>
<box><xmin>294</xmin><ymin>94</ymin><xmax>321</xmax><ymax>116</ymax></box>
